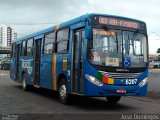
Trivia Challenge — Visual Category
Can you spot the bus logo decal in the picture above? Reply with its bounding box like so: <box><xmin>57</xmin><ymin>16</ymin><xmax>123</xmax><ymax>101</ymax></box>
<box><xmin>52</xmin><ymin>53</ymin><xmax>57</xmax><ymax>90</ymax></box>
<box><xmin>62</xmin><ymin>57</ymin><xmax>67</xmax><ymax>71</ymax></box>
<box><xmin>123</xmin><ymin>57</ymin><xmax>131</xmax><ymax>67</ymax></box>
<box><xmin>22</xmin><ymin>60</ymin><xmax>32</xmax><ymax>75</ymax></box>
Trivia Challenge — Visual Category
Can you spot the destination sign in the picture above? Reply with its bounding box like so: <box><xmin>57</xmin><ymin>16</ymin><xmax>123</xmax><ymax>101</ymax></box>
<box><xmin>91</xmin><ymin>16</ymin><xmax>146</xmax><ymax>31</ymax></box>
<box><xmin>93</xmin><ymin>29</ymin><xmax>115</xmax><ymax>36</ymax></box>
<box><xmin>99</xmin><ymin>17</ymin><xmax>138</xmax><ymax>29</ymax></box>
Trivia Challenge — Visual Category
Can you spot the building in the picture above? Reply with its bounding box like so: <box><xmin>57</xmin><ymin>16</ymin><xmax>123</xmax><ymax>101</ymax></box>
<box><xmin>14</xmin><ymin>32</ymin><xmax>17</xmax><ymax>41</ymax></box>
<box><xmin>0</xmin><ymin>25</ymin><xmax>17</xmax><ymax>59</ymax></box>
<box><xmin>0</xmin><ymin>25</ymin><xmax>17</xmax><ymax>47</ymax></box>
<box><xmin>0</xmin><ymin>25</ymin><xmax>7</xmax><ymax>47</ymax></box>
<box><xmin>149</xmin><ymin>53</ymin><xmax>160</xmax><ymax>62</ymax></box>
<box><xmin>7</xmin><ymin>26</ymin><xmax>12</xmax><ymax>47</ymax></box>
<box><xmin>0</xmin><ymin>27</ymin><xmax>3</xmax><ymax>45</ymax></box>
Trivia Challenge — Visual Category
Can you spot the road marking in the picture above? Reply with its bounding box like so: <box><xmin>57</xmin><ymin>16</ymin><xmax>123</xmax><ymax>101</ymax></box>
<box><xmin>0</xmin><ymin>73</ymin><xmax>8</xmax><ymax>76</ymax></box>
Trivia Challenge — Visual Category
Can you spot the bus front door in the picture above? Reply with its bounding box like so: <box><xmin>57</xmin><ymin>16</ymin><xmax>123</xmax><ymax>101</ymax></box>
<box><xmin>33</xmin><ymin>39</ymin><xmax>42</xmax><ymax>87</ymax></box>
<box><xmin>72</xmin><ymin>30</ymin><xmax>84</xmax><ymax>93</ymax></box>
<box><xmin>15</xmin><ymin>44</ymin><xmax>20</xmax><ymax>81</ymax></box>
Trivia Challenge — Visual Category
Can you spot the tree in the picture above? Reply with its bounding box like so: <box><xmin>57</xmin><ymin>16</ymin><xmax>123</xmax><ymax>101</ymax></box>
<box><xmin>157</xmin><ymin>48</ymin><xmax>160</xmax><ymax>53</ymax></box>
<box><xmin>157</xmin><ymin>48</ymin><xmax>160</xmax><ymax>60</ymax></box>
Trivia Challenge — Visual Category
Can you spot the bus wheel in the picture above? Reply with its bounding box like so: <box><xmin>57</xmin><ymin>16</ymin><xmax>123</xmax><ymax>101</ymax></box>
<box><xmin>2</xmin><ymin>65</ymin><xmax>5</xmax><ymax>70</ymax></box>
<box><xmin>1</xmin><ymin>65</ymin><xmax>3</xmax><ymax>70</ymax></box>
<box><xmin>59</xmin><ymin>79</ymin><xmax>69</xmax><ymax>104</ymax></box>
<box><xmin>106</xmin><ymin>96</ymin><xmax>121</xmax><ymax>104</ymax></box>
<box><xmin>22</xmin><ymin>74</ymin><xmax>29</xmax><ymax>91</ymax></box>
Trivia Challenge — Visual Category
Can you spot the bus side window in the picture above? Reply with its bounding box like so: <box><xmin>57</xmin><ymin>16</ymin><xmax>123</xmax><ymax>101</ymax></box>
<box><xmin>56</xmin><ymin>28</ymin><xmax>69</xmax><ymax>53</ymax></box>
<box><xmin>21</xmin><ymin>41</ymin><xmax>27</xmax><ymax>56</ymax></box>
<box><xmin>43</xmin><ymin>32</ymin><xmax>55</xmax><ymax>55</ymax></box>
<box><xmin>26</xmin><ymin>39</ymin><xmax>33</xmax><ymax>56</ymax></box>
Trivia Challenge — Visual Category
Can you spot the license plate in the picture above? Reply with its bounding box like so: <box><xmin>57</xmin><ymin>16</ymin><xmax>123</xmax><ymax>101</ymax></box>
<box><xmin>116</xmin><ymin>89</ymin><xmax>126</xmax><ymax>94</ymax></box>
<box><xmin>125</xmin><ymin>79</ymin><xmax>137</xmax><ymax>85</ymax></box>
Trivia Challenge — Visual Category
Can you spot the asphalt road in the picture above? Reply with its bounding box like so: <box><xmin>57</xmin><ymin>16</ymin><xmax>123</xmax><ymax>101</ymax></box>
<box><xmin>0</xmin><ymin>70</ymin><xmax>160</xmax><ymax>120</ymax></box>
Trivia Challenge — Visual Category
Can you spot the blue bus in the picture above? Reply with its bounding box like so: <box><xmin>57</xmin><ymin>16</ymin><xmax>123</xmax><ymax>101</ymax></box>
<box><xmin>10</xmin><ymin>13</ymin><xmax>149</xmax><ymax>104</ymax></box>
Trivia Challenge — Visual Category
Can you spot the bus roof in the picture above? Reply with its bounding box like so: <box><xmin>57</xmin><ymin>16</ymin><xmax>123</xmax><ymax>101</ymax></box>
<box><xmin>13</xmin><ymin>13</ymin><xmax>146</xmax><ymax>43</ymax></box>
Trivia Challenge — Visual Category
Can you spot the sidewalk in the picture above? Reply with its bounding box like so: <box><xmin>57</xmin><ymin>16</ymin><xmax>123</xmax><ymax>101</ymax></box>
<box><xmin>148</xmin><ymin>69</ymin><xmax>160</xmax><ymax>93</ymax></box>
<box><xmin>149</xmin><ymin>68</ymin><xmax>160</xmax><ymax>73</ymax></box>
<box><xmin>147</xmin><ymin>91</ymin><xmax>160</xmax><ymax>99</ymax></box>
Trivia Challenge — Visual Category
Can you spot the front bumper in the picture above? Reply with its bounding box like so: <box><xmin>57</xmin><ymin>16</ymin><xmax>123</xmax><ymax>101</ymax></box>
<box><xmin>84</xmin><ymin>80</ymin><xmax>148</xmax><ymax>96</ymax></box>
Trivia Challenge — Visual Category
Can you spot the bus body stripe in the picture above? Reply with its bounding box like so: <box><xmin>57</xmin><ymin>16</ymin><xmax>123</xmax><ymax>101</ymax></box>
<box><xmin>52</xmin><ymin>53</ymin><xmax>57</xmax><ymax>90</ymax></box>
<box><xmin>108</xmin><ymin>78</ymin><xmax>114</xmax><ymax>84</ymax></box>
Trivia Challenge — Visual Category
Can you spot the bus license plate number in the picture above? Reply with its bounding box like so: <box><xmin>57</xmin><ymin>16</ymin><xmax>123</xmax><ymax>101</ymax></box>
<box><xmin>125</xmin><ymin>79</ymin><xmax>137</xmax><ymax>85</ymax></box>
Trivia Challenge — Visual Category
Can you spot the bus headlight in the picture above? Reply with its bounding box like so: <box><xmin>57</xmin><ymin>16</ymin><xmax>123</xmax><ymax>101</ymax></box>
<box><xmin>138</xmin><ymin>77</ymin><xmax>148</xmax><ymax>87</ymax></box>
<box><xmin>85</xmin><ymin>74</ymin><xmax>103</xmax><ymax>86</ymax></box>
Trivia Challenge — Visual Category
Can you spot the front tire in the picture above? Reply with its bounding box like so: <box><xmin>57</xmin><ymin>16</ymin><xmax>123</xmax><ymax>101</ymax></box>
<box><xmin>2</xmin><ymin>64</ymin><xmax>5</xmax><ymax>70</ymax></box>
<box><xmin>58</xmin><ymin>79</ymin><xmax>70</xmax><ymax>104</ymax></box>
<box><xmin>22</xmin><ymin>74</ymin><xmax>29</xmax><ymax>91</ymax></box>
<box><xmin>1</xmin><ymin>65</ymin><xmax>3</xmax><ymax>70</ymax></box>
<box><xmin>106</xmin><ymin>96</ymin><xmax>121</xmax><ymax>104</ymax></box>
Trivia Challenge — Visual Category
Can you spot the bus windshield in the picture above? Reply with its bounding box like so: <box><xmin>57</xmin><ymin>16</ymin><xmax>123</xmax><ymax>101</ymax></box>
<box><xmin>88</xmin><ymin>28</ymin><xmax>148</xmax><ymax>67</ymax></box>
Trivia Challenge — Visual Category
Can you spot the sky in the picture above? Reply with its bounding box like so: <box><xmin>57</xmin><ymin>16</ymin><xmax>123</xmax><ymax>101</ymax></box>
<box><xmin>0</xmin><ymin>0</ymin><xmax>160</xmax><ymax>54</ymax></box>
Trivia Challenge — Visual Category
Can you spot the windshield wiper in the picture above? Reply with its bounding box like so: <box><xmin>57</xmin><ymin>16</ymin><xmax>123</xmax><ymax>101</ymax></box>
<box><xmin>103</xmin><ymin>26</ymin><xmax>117</xmax><ymax>41</ymax></box>
<box><xmin>103</xmin><ymin>25</ymin><xmax>118</xmax><ymax>52</ymax></box>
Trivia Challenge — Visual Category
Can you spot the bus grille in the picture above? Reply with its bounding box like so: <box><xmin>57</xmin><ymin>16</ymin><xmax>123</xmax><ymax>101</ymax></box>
<box><xmin>100</xmin><ymin>71</ymin><xmax>141</xmax><ymax>79</ymax></box>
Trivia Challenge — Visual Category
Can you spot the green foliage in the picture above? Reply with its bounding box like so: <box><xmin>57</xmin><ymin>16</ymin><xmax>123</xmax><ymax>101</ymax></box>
<box><xmin>157</xmin><ymin>48</ymin><xmax>160</xmax><ymax>53</ymax></box>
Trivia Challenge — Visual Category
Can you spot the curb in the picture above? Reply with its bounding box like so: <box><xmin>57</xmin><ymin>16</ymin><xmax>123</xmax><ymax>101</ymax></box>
<box><xmin>127</xmin><ymin>96</ymin><xmax>160</xmax><ymax>104</ymax></box>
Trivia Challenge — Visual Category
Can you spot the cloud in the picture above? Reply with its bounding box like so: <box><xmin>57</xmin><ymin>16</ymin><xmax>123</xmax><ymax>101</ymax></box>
<box><xmin>0</xmin><ymin>0</ymin><xmax>159</xmax><ymax>53</ymax></box>
<box><xmin>0</xmin><ymin>0</ymin><xmax>89</xmax><ymax>36</ymax></box>
<box><xmin>0</xmin><ymin>0</ymin><xmax>89</xmax><ymax>23</ymax></box>
<box><xmin>88</xmin><ymin>0</ymin><xmax>160</xmax><ymax>30</ymax></box>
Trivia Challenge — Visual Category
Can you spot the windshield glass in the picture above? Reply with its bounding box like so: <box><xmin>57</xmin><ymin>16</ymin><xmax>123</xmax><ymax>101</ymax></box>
<box><xmin>123</xmin><ymin>31</ymin><xmax>147</xmax><ymax>67</ymax></box>
<box><xmin>88</xmin><ymin>29</ymin><xmax>122</xmax><ymax>66</ymax></box>
<box><xmin>88</xmin><ymin>28</ymin><xmax>148</xmax><ymax>67</ymax></box>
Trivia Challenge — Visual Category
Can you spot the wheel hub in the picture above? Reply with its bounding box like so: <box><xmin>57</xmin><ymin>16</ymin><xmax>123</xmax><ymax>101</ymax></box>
<box><xmin>60</xmin><ymin>85</ymin><xmax>67</xmax><ymax>100</ymax></box>
<box><xmin>23</xmin><ymin>78</ymin><xmax>26</xmax><ymax>88</ymax></box>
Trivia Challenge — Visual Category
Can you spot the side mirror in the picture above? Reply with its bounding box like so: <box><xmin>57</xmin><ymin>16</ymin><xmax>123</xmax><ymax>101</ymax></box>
<box><xmin>85</xmin><ymin>26</ymin><xmax>93</xmax><ymax>40</ymax></box>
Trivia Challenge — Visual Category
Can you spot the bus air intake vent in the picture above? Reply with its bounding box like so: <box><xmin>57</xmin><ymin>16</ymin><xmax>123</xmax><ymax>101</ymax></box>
<box><xmin>100</xmin><ymin>71</ymin><xmax>141</xmax><ymax>79</ymax></box>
